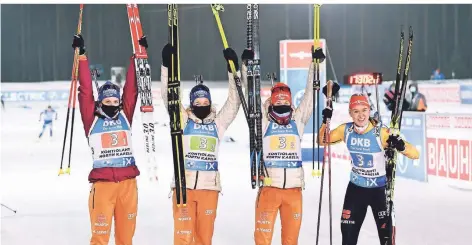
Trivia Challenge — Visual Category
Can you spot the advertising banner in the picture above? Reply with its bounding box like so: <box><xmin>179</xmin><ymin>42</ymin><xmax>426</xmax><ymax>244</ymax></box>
<box><xmin>418</xmin><ymin>83</ymin><xmax>461</xmax><ymax>104</ymax></box>
<box><xmin>426</xmin><ymin>114</ymin><xmax>472</xmax><ymax>182</ymax></box>
<box><xmin>280</xmin><ymin>39</ymin><xmax>326</xmax><ymax>162</ymax></box>
<box><xmin>382</xmin><ymin>112</ymin><xmax>427</xmax><ymax>182</ymax></box>
<box><xmin>1</xmin><ymin>90</ymin><xmax>70</xmax><ymax>102</ymax></box>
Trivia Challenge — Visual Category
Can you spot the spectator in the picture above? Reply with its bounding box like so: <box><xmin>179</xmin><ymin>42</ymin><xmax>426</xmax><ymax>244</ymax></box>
<box><xmin>407</xmin><ymin>82</ymin><xmax>427</xmax><ymax>111</ymax></box>
<box><xmin>383</xmin><ymin>83</ymin><xmax>410</xmax><ymax>112</ymax></box>
<box><xmin>430</xmin><ymin>68</ymin><xmax>445</xmax><ymax>80</ymax></box>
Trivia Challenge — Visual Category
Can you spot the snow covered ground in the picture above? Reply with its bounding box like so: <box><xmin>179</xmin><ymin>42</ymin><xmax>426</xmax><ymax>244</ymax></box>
<box><xmin>1</xmin><ymin>104</ymin><xmax>471</xmax><ymax>245</ymax></box>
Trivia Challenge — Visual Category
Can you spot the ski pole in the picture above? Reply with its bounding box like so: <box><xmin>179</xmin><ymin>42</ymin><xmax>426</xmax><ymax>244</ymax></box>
<box><xmin>210</xmin><ymin>4</ymin><xmax>249</xmax><ymax>121</ymax></box>
<box><xmin>59</xmin><ymin>4</ymin><xmax>83</xmax><ymax>176</ymax></box>
<box><xmin>1</xmin><ymin>203</ymin><xmax>17</xmax><ymax>213</ymax></box>
<box><xmin>315</xmin><ymin>80</ymin><xmax>339</xmax><ymax>245</ymax></box>
<box><xmin>312</xmin><ymin>4</ymin><xmax>322</xmax><ymax>178</ymax></box>
<box><xmin>313</xmin><ymin>6</ymin><xmax>323</xmax><ymax>237</ymax></box>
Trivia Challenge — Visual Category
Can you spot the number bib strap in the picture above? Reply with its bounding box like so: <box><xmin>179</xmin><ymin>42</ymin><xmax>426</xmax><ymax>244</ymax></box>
<box><xmin>350</xmin><ymin>172</ymin><xmax>386</xmax><ymax>188</ymax></box>
<box><xmin>93</xmin><ymin>157</ymin><xmax>136</xmax><ymax>169</ymax></box>
<box><xmin>265</xmin><ymin>160</ymin><xmax>302</xmax><ymax>168</ymax></box>
<box><xmin>185</xmin><ymin>160</ymin><xmax>218</xmax><ymax>171</ymax></box>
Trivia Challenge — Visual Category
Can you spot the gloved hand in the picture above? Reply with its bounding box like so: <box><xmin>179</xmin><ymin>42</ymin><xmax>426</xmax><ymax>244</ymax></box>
<box><xmin>311</xmin><ymin>46</ymin><xmax>325</xmax><ymax>63</ymax></box>
<box><xmin>223</xmin><ymin>48</ymin><xmax>239</xmax><ymax>73</ymax></box>
<box><xmin>387</xmin><ymin>134</ymin><xmax>406</xmax><ymax>152</ymax></box>
<box><xmin>322</xmin><ymin>107</ymin><xmax>332</xmax><ymax>123</ymax></box>
<box><xmin>241</xmin><ymin>49</ymin><xmax>254</xmax><ymax>64</ymax></box>
<box><xmin>72</xmin><ymin>34</ymin><xmax>86</xmax><ymax>55</ymax></box>
<box><xmin>161</xmin><ymin>43</ymin><xmax>174</xmax><ymax>68</ymax></box>
<box><xmin>139</xmin><ymin>35</ymin><xmax>148</xmax><ymax>49</ymax></box>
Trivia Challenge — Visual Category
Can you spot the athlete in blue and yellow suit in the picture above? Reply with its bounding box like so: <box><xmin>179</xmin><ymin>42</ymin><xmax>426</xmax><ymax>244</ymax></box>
<box><xmin>319</xmin><ymin>93</ymin><xmax>419</xmax><ymax>245</ymax></box>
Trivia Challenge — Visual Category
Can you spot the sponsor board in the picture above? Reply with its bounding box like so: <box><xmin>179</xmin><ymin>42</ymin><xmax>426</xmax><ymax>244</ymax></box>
<box><xmin>418</xmin><ymin>83</ymin><xmax>461</xmax><ymax>104</ymax></box>
<box><xmin>426</xmin><ymin>114</ymin><xmax>472</xmax><ymax>182</ymax></box>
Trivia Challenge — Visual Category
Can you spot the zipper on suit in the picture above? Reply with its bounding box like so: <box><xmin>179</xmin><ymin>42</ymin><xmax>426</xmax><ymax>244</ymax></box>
<box><xmin>194</xmin><ymin>171</ymin><xmax>199</xmax><ymax>189</ymax></box>
<box><xmin>92</xmin><ymin>187</ymin><xmax>96</xmax><ymax>209</ymax></box>
<box><xmin>283</xmin><ymin>168</ymin><xmax>287</xmax><ymax>189</ymax></box>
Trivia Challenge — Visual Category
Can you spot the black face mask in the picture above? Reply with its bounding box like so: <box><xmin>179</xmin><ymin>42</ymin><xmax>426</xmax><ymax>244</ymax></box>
<box><xmin>272</xmin><ymin>105</ymin><xmax>291</xmax><ymax>114</ymax></box>
<box><xmin>192</xmin><ymin>105</ymin><xmax>211</xmax><ymax>120</ymax></box>
<box><xmin>101</xmin><ymin>104</ymin><xmax>120</xmax><ymax>118</ymax></box>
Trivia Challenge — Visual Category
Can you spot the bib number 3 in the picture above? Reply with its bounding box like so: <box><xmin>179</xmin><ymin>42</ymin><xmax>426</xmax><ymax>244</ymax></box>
<box><xmin>101</xmin><ymin>132</ymin><xmax>128</xmax><ymax>148</ymax></box>
<box><xmin>190</xmin><ymin>136</ymin><xmax>216</xmax><ymax>152</ymax></box>
<box><xmin>270</xmin><ymin>136</ymin><xmax>296</xmax><ymax>150</ymax></box>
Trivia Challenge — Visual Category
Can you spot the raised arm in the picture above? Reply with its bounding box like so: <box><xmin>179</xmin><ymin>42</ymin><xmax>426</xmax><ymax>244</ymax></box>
<box><xmin>78</xmin><ymin>54</ymin><xmax>96</xmax><ymax>135</ymax></box>
<box><xmin>215</xmin><ymin>48</ymin><xmax>245</xmax><ymax>137</ymax></box>
<box><xmin>214</xmin><ymin>69</ymin><xmax>242</xmax><ymax>137</ymax></box>
<box><xmin>72</xmin><ymin>35</ymin><xmax>96</xmax><ymax>135</ymax></box>
<box><xmin>293</xmin><ymin>61</ymin><xmax>314</xmax><ymax>126</ymax></box>
<box><xmin>160</xmin><ymin>44</ymin><xmax>188</xmax><ymax>124</ymax></box>
<box><xmin>294</xmin><ymin>47</ymin><xmax>325</xmax><ymax>126</ymax></box>
<box><xmin>121</xmin><ymin>56</ymin><xmax>138</xmax><ymax>125</ymax></box>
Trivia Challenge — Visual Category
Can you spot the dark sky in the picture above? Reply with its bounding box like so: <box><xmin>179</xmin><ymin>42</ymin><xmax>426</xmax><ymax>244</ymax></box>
<box><xmin>2</xmin><ymin>4</ymin><xmax>472</xmax><ymax>82</ymax></box>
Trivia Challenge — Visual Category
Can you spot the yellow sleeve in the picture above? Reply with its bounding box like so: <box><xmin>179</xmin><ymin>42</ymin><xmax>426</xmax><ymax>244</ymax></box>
<box><xmin>380</xmin><ymin>128</ymin><xmax>420</xmax><ymax>160</ymax></box>
<box><xmin>318</xmin><ymin>123</ymin><xmax>346</xmax><ymax>146</ymax></box>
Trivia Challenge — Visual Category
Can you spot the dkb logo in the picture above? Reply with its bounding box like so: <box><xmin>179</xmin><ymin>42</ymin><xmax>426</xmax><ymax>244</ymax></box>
<box><xmin>350</xmin><ymin>137</ymin><xmax>371</xmax><ymax>147</ymax></box>
<box><xmin>272</xmin><ymin>123</ymin><xmax>293</xmax><ymax>130</ymax></box>
<box><xmin>194</xmin><ymin>124</ymin><xmax>215</xmax><ymax>131</ymax></box>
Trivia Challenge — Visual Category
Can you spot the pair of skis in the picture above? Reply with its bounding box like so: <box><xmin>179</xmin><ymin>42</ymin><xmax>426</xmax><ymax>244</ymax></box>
<box><xmin>126</xmin><ymin>4</ymin><xmax>158</xmax><ymax>181</ymax></box>
<box><xmin>384</xmin><ymin>26</ymin><xmax>414</xmax><ymax>245</ymax></box>
<box><xmin>59</xmin><ymin>4</ymin><xmax>83</xmax><ymax>176</ymax></box>
<box><xmin>167</xmin><ymin>4</ymin><xmax>187</xmax><ymax>207</ymax></box>
<box><xmin>245</xmin><ymin>4</ymin><xmax>269</xmax><ymax>189</ymax></box>
<box><xmin>210</xmin><ymin>4</ymin><xmax>269</xmax><ymax>189</ymax></box>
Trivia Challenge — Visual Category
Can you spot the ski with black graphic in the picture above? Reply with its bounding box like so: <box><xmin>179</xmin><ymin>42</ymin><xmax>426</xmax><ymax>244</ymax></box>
<box><xmin>246</xmin><ymin>4</ymin><xmax>257</xmax><ymax>189</ymax></box>
<box><xmin>384</xmin><ymin>26</ymin><xmax>413</xmax><ymax>245</ymax></box>
<box><xmin>246</xmin><ymin>4</ymin><xmax>268</xmax><ymax>189</ymax></box>
<box><xmin>126</xmin><ymin>4</ymin><xmax>158</xmax><ymax>181</ymax></box>
<box><xmin>167</xmin><ymin>4</ymin><xmax>187</xmax><ymax>206</ymax></box>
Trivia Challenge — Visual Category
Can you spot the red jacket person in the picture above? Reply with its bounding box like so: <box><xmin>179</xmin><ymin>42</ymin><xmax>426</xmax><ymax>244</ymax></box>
<box><xmin>73</xmin><ymin>34</ymin><xmax>141</xmax><ymax>245</ymax></box>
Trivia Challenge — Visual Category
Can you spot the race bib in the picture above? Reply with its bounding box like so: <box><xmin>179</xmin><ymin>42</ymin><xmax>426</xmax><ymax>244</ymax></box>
<box><xmin>269</xmin><ymin>135</ymin><xmax>296</xmax><ymax>151</ymax></box>
<box><xmin>190</xmin><ymin>136</ymin><xmax>216</xmax><ymax>153</ymax></box>
<box><xmin>101</xmin><ymin>131</ymin><xmax>128</xmax><ymax>148</ymax></box>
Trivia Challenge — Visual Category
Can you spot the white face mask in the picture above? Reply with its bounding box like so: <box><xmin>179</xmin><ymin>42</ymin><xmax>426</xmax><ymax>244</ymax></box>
<box><xmin>410</xmin><ymin>86</ymin><xmax>417</xmax><ymax>93</ymax></box>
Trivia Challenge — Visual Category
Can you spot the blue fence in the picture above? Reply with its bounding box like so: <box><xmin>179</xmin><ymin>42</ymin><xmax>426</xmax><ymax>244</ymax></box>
<box><xmin>1</xmin><ymin>90</ymin><xmax>70</xmax><ymax>102</ymax></box>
